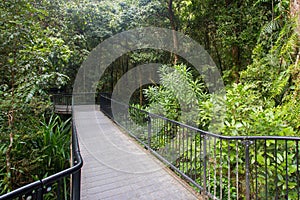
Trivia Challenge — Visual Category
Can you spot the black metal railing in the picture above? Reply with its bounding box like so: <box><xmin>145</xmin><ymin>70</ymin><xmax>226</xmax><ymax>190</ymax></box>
<box><xmin>99</xmin><ymin>94</ymin><xmax>300</xmax><ymax>200</ymax></box>
<box><xmin>0</xmin><ymin>106</ymin><xmax>83</xmax><ymax>200</ymax></box>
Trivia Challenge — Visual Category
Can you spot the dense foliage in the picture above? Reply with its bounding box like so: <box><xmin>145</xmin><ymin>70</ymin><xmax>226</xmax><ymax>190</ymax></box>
<box><xmin>0</xmin><ymin>0</ymin><xmax>72</xmax><ymax>194</ymax></box>
<box><xmin>142</xmin><ymin>0</ymin><xmax>300</xmax><ymax>137</ymax></box>
<box><xmin>0</xmin><ymin>0</ymin><xmax>299</xmax><ymax>197</ymax></box>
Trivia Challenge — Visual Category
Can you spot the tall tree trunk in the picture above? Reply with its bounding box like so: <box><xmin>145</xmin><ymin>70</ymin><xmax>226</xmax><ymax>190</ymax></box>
<box><xmin>139</xmin><ymin>67</ymin><xmax>143</xmax><ymax>106</ymax></box>
<box><xmin>168</xmin><ymin>0</ymin><xmax>179</xmax><ymax>65</ymax></box>
<box><xmin>291</xmin><ymin>0</ymin><xmax>300</xmax><ymax>71</ymax></box>
<box><xmin>290</xmin><ymin>0</ymin><xmax>300</xmax><ymax>66</ymax></box>
<box><xmin>232</xmin><ymin>45</ymin><xmax>240</xmax><ymax>83</ymax></box>
<box><xmin>291</xmin><ymin>0</ymin><xmax>300</xmax><ymax>100</ymax></box>
<box><xmin>291</xmin><ymin>0</ymin><xmax>300</xmax><ymax>34</ymax></box>
<box><xmin>6</xmin><ymin>60</ymin><xmax>15</xmax><ymax>190</ymax></box>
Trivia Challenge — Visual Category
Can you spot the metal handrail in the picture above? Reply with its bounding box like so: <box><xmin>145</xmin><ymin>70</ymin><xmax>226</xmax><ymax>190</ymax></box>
<box><xmin>0</xmin><ymin>98</ymin><xmax>83</xmax><ymax>200</ymax></box>
<box><xmin>99</xmin><ymin>94</ymin><xmax>300</xmax><ymax>200</ymax></box>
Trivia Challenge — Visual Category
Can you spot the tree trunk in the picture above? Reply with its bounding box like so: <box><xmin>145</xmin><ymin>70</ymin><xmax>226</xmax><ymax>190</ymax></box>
<box><xmin>291</xmin><ymin>0</ymin><xmax>300</xmax><ymax>101</ymax></box>
<box><xmin>6</xmin><ymin>111</ymin><xmax>14</xmax><ymax>189</ymax></box>
<box><xmin>139</xmin><ymin>67</ymin><xmax>143</xmax><ymax>106</ymax></box>
<box><xmin>168</xmin><ymin>0</ymin><xmax>179</xmax><ymax>65</ymax></box>
<box><xmin>6</xmin><ymin>61</ymin><xmax>15</xmax><ymax>190</ymax></box>
<box><xmin>290</xmin><ymin>0</ymin><xmax>300</xmax><ymax>66</ymax></box>
<box><xmin>291</xmin><ymin>0</ymin><xmax>300</xmax><ymax>34</ymax></box>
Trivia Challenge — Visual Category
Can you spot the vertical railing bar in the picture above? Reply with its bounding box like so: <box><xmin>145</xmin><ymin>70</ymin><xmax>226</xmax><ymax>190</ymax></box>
<box><xmin>160</xmin><ymin>119</ymin><xmax>163</xmax><ymax>151</ymax></box>
<box><xmin>152</xmin><ymin>116</ymin><xmax>159</xmax><ymax>147</ymax></box>
<box><xmin>147</xmin><ymin>114</ymin><xmax>151</xmax><ymax>149</ymax></box>
<box><xmin>177</xmin><ymin>124</ymin><xmax>179</xmax><ymax>166</ymax></box>
<box><xmin>171</xmin><ymin>120</ymin><xmax>173</xmax><ymax>165</ymax></box>
<box><xmin>72</xmin><ymin>170</ymin><xmax>81</xmax><ymax>200</ymax></box>
<box><xmin>236</xmin><ymin>140</ymin><xmax>239</xmax><ymax>200</ymax></box>
<box><xmin>244</xmin><ymin>140</ymin><xmax>251</xmax><ymax>200</ymax></box>
<box><xmin>185</xmin><ymin>126</ymin><xmax>187</xmax><ymax>176</ymax></box>
<box><xmin>184</xmin><ymin>127</ymin><xmax>187</xmax><ymax>171</ymax></box>
<box><xmin>203</xmin><ymin>135</ymin><xmax>207</xmax><ymax>196</ymax></box>
<box><xmin>162</xmin><ymin>119</ymin><xmax>165</xmax><ymax>148</ymax></box>
<box><xmin>220</xmin><ymin>139</ymin><xmax>223</xmax><ymax>200</ymax></box>
<box><xmin>264</xmin><ymin>139</ymin><xmax>268</xmax><ymax>199</ymax></box>
<box><xmin>154</xmin><ymin>117</ymin><xmax>156</xmax><ymax>147</ymax></box>
<box><xmin>208</xmin><ymin>136</ymin><xmax>211</xmax><ymax>194</ymax></box>
<box><xmin>186</xmin><ymin>127</ymin><xmax>189</xmax><ymax>176</ymax></box>
<box><xmin>285</xmin><ymin>140</ymin><xmax>288</xmax><ymax>199</ymax></box>
<box><xmin>182</xmin><ymin>126</ymin><xmax>185</xmax><ymax>173</ymax></box>
<box><xmin>176</xmin><ymin>123</ymin><xmax>179</xmax><ymax>168</ymax></box>
<box><xmin>275</xmin><ymin>140</ymin><xmax>278</xmax><ymax>200</ymax></box>
<box><xmin>200</xmin><ymin>133</ymin><xmax>203</xmax><ymax>186</ymax></box>
<box><xmin>213</xmin><ymin>137</ymin><xmax>217</xmax><ymax>198</ymax></box>
<box><xmin>167</xmin><ymin>121</ymin><xmax>170</xmax><ymax>146</ymax></box>
<box><xmin>296</xmin><ymin>141</ymin><xmax>299</xmax><ymax>200</ymax></box>
<box><xmin>159</xmin><ymin>118</ymin><xmax>162</xmax><ymax>148</ymax></box>
<box><xmin>189</xmin><ymin>129</ymin><xmax>193</xmax><ymax>183</ymax></box>
<box><xmin>181</xmin><ymin>126</ymin><xmax>184</xmax><ymax>174</ymax></box>
<box><xmin>176</xmin><ymin>124</ymin><xmax>178</xmax><ymax>164</ymax></box>
<box><xmin>156</xmin><ymin>117</ymin><xmax>158</xmax><ymax>147</ymax></box>
<box><xmin>194</xmin><ymin>132</ymin><xmax>197</xmax><ymax>181</ymax></box>
<box><xmin>163</xmin><ymin>120</ymin><xmax>166</xmax><ymax>151</ymax></box>
<box><xmin>176</xmin><ymin>125</ymin><xmax>178</xmax><ymax>159</ymax></box>
<box><xmin>190</xmin><ymin>130</ymin><xmax>193</xmax><ymax>180</ymax></box>
<box><xmin>37</xmin><ymin>181</ymin><xmax>43</xmax><ymax>200</ymax></box>
<box><xmin>227</xmin><ymin>141</ymin><xmax>230</xmax><ymax>200</ymax></box>
<box><xmin>255</xmin><ymin>140</ymin><xmax>258</xmax><ymax>200</ymax></box>
<box><xmin>185</xmin><ymin>126</ymin><xmax>187</xmax><ymax>174</ymax></box>
<box><xmin>171</xmin><ymin>124</ymin><xmax>175</xmax><ymax>166</ymax></box>
<box><xmin>63</xmin><ymin>177</ymin><xmax>67</xmax><ymax>200</ymax></box>
<box><xmin>163</xmin><ymin>121</ymin><xmax>166</xmax><ymax>147</ymax></box>
<box><xmin>143</xmin><ymin>110</ymin><xmax>147</xmax><ymax>142</ymax></box>
<box><xmin>152</xmin><ymin>117</ymin><xmax>155</xmax><ymax>146</ymax></box>
<box><xmin>57</xmin><ymin>179</ymin><xmax>61</xmax><ymax>200</ymax></box>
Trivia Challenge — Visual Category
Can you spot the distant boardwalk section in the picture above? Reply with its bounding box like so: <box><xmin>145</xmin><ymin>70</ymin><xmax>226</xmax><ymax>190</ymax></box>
<box><xmin>51</xmin><ymin>93</ymin><xmax>72</xmax><ymax>114</ymax></box>
<box><xmin>54</xmin><ymin>105</ymin><xmax>72</xmax><ymax>114</ymax></box>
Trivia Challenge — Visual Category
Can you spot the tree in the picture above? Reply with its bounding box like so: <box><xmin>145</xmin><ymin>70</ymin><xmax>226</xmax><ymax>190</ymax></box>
<box><xmin>0</xmin><ymin>0</ymin><xmax>70</xmax><ymax>192</ymax></box>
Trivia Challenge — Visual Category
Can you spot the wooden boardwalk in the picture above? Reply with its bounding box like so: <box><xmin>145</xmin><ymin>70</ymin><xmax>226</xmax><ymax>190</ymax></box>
<box><xmin>73</xmin><ymin>105</ymin><xmax>201</xmax><ymax>200</ymax></box>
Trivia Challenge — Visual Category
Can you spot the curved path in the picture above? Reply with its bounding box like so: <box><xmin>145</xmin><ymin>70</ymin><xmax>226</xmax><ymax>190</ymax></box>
<box><xmin>73</xmin><ymin>105</ymin><xmax>201</xmax><ymax>200</ymax></box>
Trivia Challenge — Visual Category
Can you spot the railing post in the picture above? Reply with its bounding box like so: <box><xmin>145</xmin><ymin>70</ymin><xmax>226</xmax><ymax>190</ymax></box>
<box><xmin>71</xmin><ymin>120</ymin><xmax>82</xmax><ymax>200</ymax></box>
<box><xmin>147</xmin><ymin>114</ymin><xmax>151</xmax><ymax>149</ymax></box>
<box><xmin>72</xmin><ymin>169</ymin><xmax>81</xmax><ymax>200</ymax></box>
<box><xmin>37</xmin><ymin>182</ymin><xmax>43</xmax><ymax>200</ymax></box>
<box><xmin>244</xmin><ymin>140</ymin><xmax>253</xmax><ymax>200</ymax></box>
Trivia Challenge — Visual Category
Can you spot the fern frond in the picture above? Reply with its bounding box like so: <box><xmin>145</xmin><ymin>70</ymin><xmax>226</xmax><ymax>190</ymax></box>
<box><xmin>259</xmin><ymin>20</ymin><xmax>280</xmax><ymax>41</ymax></box>
<box><xmin>281</xmin><ymin>33</ymin><xmax>299</xmax><ymax>56</ymax></box>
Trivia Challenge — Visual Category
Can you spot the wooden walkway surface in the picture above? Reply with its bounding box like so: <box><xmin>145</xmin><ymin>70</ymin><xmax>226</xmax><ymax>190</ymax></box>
<box><xmin>73</xmin><ymin>105</ymin><xmax>201</xmax><ymax>200</ymax></box>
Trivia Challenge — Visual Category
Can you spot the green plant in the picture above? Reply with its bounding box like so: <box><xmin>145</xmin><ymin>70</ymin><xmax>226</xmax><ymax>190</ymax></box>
<box><xmin>0</xmin><ymin>114</ymin><xmax>71</xmax><ymax>195</ymax></box>
<box><xmin>144</xmin><ymin>64</ymin><xmax>209</xmax><ymax>126</ymax></box>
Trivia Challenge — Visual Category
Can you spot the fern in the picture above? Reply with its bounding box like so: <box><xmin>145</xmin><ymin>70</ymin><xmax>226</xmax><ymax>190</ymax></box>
<box><xmin>280</xmin><ymin>33</ymin><xmax>299</xmax><ymax>62</ymax></box>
